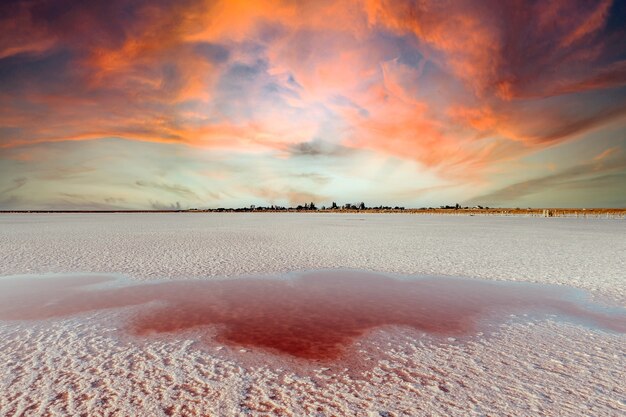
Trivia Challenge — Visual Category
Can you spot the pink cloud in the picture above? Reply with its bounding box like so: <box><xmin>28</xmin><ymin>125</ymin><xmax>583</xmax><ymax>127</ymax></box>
<box><xmin>1</xmin><ymin>0</ymin><xmax>624</xmax><ymax>185</ymax></box>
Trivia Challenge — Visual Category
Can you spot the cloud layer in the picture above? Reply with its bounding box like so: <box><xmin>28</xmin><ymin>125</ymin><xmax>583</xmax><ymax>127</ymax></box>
<box><xmin>1</xmin><ymin>0</ymin><xmax>625</xmax><ymax>208</ymax></box>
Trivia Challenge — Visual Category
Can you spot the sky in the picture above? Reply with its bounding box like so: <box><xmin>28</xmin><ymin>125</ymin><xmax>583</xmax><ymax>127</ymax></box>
<box><xmin>1</xmin><ymin>0</ymin><xmax>626</xmax><ymax>209</ymax></box>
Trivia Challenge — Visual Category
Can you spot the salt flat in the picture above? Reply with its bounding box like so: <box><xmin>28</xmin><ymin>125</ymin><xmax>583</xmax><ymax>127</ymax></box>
<box><xmin>1</xmin><ymin>213</ymin><xmax>625</xmax><ymax>302</ymax></box>
<box><xmin>0</xmin><ymin>213</ymin><xmax>624</xmax><ymax>416</ymax></box>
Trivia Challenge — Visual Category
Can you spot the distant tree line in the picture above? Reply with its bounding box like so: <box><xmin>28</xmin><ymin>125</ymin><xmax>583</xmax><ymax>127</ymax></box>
<box><xmin>202</xmin><ymin>202</ymin><xmax>408</xmax><ymax>212</ymax></box>
<box><xmin>184</xmin><ymin>201</ymin><xmax>501</xmax><ymax>213</ymax></box>
<box><xmin>437</xmin><ymin>203</ymin><xmax>489</xmax><ymax>210</ymax></box>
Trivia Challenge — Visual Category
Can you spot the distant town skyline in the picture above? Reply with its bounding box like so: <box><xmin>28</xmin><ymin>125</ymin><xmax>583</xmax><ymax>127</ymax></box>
<box><xmin>1</xmin><ymin>0</ymin><xmax>626</xmax><ymax>209</ymax></box>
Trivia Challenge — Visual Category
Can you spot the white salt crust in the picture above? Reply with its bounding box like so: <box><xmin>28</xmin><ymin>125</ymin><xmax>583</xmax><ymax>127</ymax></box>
<box><xmin>0</xmin><ymin>213</ymin><xmax>624</xmax><ymax>416</ymax></box>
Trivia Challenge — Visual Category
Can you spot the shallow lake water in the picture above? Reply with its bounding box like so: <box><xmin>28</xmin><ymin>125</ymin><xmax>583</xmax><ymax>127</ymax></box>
<box><xmin>0</xmin><ymin>270</ymin><xmax>624</xmax><ymax>360</ymax></box>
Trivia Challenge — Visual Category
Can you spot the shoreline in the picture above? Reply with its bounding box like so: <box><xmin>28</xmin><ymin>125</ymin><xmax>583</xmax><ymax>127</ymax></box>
<box><xmin>1</xmin><ymin>208</ymin><xmax>625</xmax><ymax>218</ymax></box>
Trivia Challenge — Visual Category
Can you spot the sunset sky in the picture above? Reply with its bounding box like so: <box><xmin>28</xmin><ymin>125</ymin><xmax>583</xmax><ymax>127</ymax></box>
<box><xmin>1</xmin><ymin>0</ymin><xmax>625</xmax><ymax>209</ymax></box>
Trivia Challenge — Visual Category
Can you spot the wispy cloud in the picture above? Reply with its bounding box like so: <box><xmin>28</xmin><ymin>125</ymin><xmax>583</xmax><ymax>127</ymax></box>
<box><xmin>0</xmin><ymin>177</ymin><xmax>27</xmax><ymax>195</ymax></box>
<box><xmin>466</xmin><ymin>151</ymin><xmax>626</xmax><ymax>206</ymax></box>
<box><xmin>135</xmin><ymin>180</ymin><xmax>201</xmax><ymax>201</ymax></box>
<box><xmin>287</xmin><ymin>140</ymin><xmax>355</xmax><ymax>158</ymax></box>
<box><xmin>149</xmin><ymin>200</ymin><xmax>183</xmax><ymax>210</ymax></box>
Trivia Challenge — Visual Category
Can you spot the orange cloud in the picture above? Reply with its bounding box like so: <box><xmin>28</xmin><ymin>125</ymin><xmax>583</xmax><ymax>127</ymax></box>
<box><xmin>365</xmin><ymin>0</ymin><xmax>620</xmax><ymax>99</ymax></box>
<box><xmin>560</xmin><ymin>0</ymin><xmax>612</xmax><ymax>47</ymax></box>
<box><xmin>593</xmin><ymin>147</ymin><xmax>620</xmax><ymax>161</ymax></box>
<box><xmin>1</xmin><ymin>0</ymin><xmax>625</xmax><ymax>186</ymax></box>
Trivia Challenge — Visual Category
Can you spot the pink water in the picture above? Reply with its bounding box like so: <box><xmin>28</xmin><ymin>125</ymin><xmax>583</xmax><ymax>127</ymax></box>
<box><xmin>0</xmin><ymin>271</ymin><xmax>623</xmax><ymax>360</ymax></box>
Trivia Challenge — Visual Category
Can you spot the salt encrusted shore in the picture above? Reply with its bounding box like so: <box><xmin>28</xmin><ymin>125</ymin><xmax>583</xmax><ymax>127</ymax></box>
<box><xmin>0</xmin><ymin>213</ymin><xmax>624</xmax><ymax>416</ymax></box>
<box><xmin>1</xmin><ymin>213</ymin><xmax>624</xmax><ymax>302</ymax></box>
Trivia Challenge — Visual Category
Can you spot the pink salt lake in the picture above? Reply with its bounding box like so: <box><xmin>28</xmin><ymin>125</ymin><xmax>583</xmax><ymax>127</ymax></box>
<box><xmin>0</xmin><ymin>270</ymin><xmax>624</xmax><ymax>360</ymax></box>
